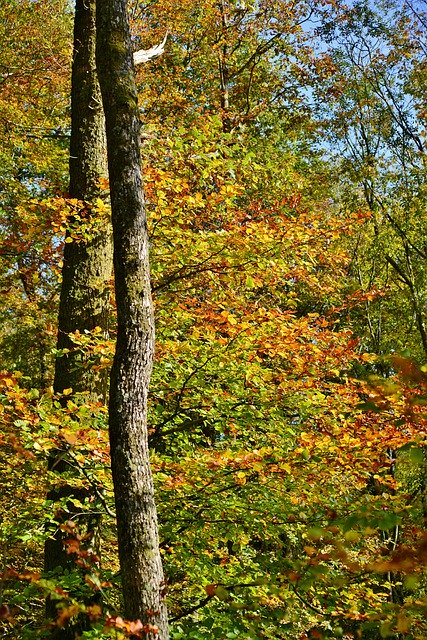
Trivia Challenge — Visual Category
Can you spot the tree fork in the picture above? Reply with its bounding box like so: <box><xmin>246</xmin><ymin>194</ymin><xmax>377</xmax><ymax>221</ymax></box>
<box><xmin>96</xmin><ymin>0</ymin><xmax>169</xmax><ymax>637</ymax></box>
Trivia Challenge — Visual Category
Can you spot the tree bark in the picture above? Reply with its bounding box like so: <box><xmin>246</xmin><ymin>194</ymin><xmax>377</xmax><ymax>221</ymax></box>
<box><xmin>54</xmin><ymin>0</ymin><xmax>112</xmax><ymax>401</ymax></box>
<box><xmin>96</xmin><ymin>1</ymin><xmax>169</xmax><ymax>638</ymax></box>
<box><xmin>44</xmin><ymin>0</ymin><xmax>112</xmax><ymax>632</ymax></box>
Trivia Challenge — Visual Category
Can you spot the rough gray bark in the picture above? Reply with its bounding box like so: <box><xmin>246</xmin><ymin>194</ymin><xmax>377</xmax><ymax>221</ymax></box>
<box><xmin>96</xmin><ymin>1</ymin><xmax>169</xmax><ymax>638</ymax></box>
<box><xmin>44</xmin><ymin>0</ymin><xmax>112</xmax><ymax>632</ymax></box>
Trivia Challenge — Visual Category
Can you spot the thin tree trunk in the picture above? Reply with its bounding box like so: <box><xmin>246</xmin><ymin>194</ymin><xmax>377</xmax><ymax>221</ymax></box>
<box><xmin>96</xmin><ymin>1</ymin><xmax>169</xmax><ymax>638</ymax></box>
<box><xmin>218</xmin><ymin>0</ymin><xmax>231</xmax><ymax>132</ymax></box>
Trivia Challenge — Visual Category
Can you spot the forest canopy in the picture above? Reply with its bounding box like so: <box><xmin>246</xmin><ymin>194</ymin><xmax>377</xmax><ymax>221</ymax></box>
<box><xmin>0</xmin><ymin>1</ymin><xmax>426</xmax><ymax>639</ymax></box>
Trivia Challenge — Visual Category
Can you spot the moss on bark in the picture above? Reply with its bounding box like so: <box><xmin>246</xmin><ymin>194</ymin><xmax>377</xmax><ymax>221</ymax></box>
<box><xmin>96</xmin><ymin>0</ymin><xmax>169</xmax><ymax>637</ymax></box>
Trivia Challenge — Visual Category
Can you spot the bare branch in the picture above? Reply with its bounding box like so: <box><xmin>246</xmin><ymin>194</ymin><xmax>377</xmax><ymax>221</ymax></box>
<box><xmin>133</xmin><ymin>32</ymin><xmax>168</xmax><ymax>65</ymax></box>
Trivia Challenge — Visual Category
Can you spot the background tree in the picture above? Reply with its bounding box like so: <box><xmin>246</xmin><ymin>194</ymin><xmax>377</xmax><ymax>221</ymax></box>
<box><xmin>0</xmin><ymin>0</ymin><xmax>71</xmax><ymax>386</ymax></box>
<box><xmin>43</xmin><ymin>0</ymin><xmax>113</xmax><ymax>632</ymax></box>
<box><xmin>54</xmin><ymin>0</ymin><xmax>112</xmax><ymax>400</ymax></box>
<box><xmin>316</xmin><ymin>0</ymin><xmax>427</xmax><ymax>360</ymax></box>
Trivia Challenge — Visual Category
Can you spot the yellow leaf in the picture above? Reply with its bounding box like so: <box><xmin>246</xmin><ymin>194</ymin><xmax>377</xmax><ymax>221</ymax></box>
<box><xmin>61</xmin><ymin>431</ymin><xmax>77</xmax><ymax>445</ymax></box>
<box><xmin>344</xmin><ymin>530</ymin><xmax>360</xmax><ymax>543</ymax></box>
<box><xmin>396</xmin><ymin>614</ymin><xmax>411</xmax><ymax>634</ymax></box>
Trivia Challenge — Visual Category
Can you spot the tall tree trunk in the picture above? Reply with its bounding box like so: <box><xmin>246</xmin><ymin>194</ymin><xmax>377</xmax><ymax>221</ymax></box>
<box><xmin>54</xmin><ymin>0</ymin><xmax>112</xmax><ymax>400</ymax></box>
<box><xmin>44</xmin><ymin>0</ymin><xmax>112</xmax><ymax>631</ymax></box>
<box><xmin>96</xmin><ymin>1</ymin><xmax>169</xmax><ymax>638</ymax></box>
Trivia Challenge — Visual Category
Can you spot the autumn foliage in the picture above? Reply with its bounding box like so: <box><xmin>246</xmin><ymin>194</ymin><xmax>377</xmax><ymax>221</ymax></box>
<box><xmin>0</xmin><ymin>1</ymin><xmax>426</xmax><ymax>639</ymax></box>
